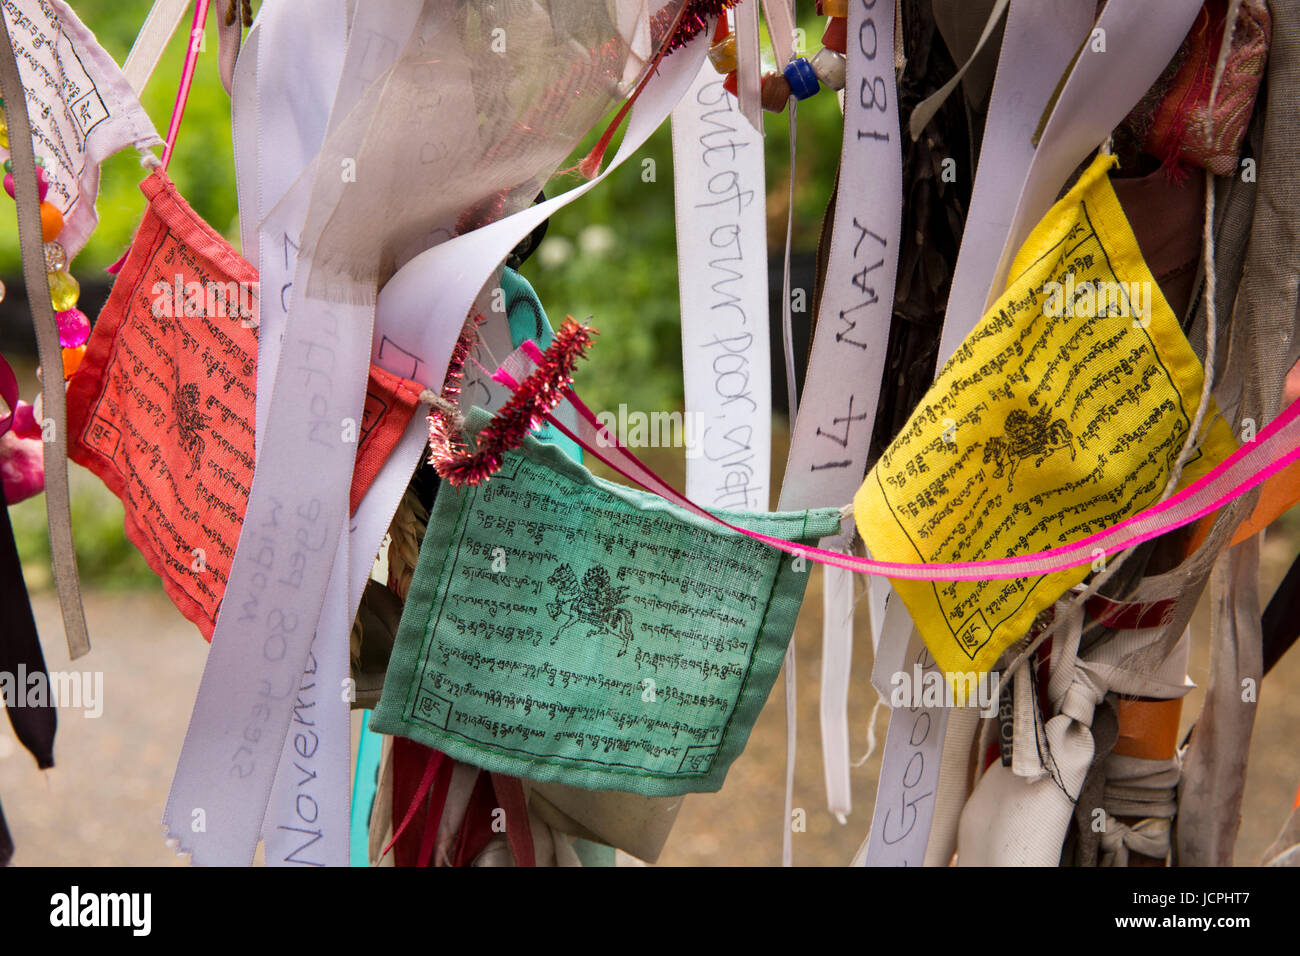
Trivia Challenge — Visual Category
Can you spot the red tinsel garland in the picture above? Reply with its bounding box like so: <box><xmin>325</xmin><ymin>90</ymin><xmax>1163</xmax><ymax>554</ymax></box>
<box><xmin>654</xmin><ymin>0</ymin><xmax>739</xmax><ymax>54</ymax></box>
<box><xmin>428</xmin><ymin>318</ymin><xmax>595</xmax><ymax>486</ymax></box>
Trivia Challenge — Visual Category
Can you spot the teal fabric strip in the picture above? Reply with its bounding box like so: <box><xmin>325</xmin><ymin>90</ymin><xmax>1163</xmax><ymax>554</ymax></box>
<box><xmin>349</xmin><ymin>713</ymin><xmax>383</xmax><ymax>866</ymax></box>
<box><xmin>572</xmin><ymin>838</ymin><xmax>617</xmax><ymax>867</ymax></box>
<box><xmin>502</xmin><ymin>267</ymin><xmax>581</xmax><ymax>462</ymax></box>
<box><xmin>371</xmin><ymin>408</ymin><xmax>840</xmax><ymax>797</ymax></box>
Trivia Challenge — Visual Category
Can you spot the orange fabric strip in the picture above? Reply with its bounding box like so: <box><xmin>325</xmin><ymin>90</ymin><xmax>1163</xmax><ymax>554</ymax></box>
<box><xmin>1186</xmin><ymin>440</ymin><xmax>1300</xmax><ymax>551</ymax></box>
<box><xmin>1114</xmin><ymin>697</ymin><xmax>1184</xmax><ymax>760</ymax></box>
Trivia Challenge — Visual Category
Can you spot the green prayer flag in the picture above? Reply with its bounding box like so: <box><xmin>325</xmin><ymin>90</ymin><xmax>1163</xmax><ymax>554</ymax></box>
<box><xmin>371</xmin><ymin>409</ymin><xmax>841</xmax><ymax>796</ymax></box>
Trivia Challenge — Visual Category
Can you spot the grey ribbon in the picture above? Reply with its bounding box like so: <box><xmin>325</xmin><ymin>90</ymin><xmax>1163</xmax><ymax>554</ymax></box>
<box><xmin>0</xmin><ymin>10</ymin><xmax>90</xmax><ymax>659</ymax></box>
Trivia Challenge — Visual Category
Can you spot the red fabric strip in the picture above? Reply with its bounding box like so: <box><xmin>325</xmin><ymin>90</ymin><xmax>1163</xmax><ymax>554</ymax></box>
<box><xmin>453</xmin><ymin>769</ymin><xmax>499</xmax><ymax>867</ymax></box>
<box><xmin>490</xmin><ymin>773</ymin><xmax>535</xmax><ymax>868</ymax></box>
<box><xmin>385</xmin><ymin>739</ymin><xmax>443</xmax><ymax>863</ymax></box>
<box><xmin>416</xmin><ymin>757</ymin><xmax>455</xmax><ymax>868</ymax></box>
<box><xmin>1085</xmin><ymin>595</ymin><xmax>1177</xmax><ymax>631</ymax></box>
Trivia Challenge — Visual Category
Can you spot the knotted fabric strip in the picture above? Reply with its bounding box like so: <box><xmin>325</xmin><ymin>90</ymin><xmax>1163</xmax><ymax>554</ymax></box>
<box><xmin>1099</xmin><ymin>815</ymin><xmax>1171</xmax><ymax>867</ymax></box>
<box><xmin>1178</xmin><ymin>0</ymin><xmax>1300</xmax><ymax>867</ymax></box>
<box><xmin>956</xmin><ymin>595</ymin><xmax>1194</xmax><ymax>865</ymax></box>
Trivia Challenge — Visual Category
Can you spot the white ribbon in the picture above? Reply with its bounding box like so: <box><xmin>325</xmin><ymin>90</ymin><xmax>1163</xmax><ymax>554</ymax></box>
<box><xmin>905</xmin><ymin>0</ymin><xmax>1010</xmax><ymax>141</ymax></box>
<box><xmin>671</xmin><ymin>61</ymin><xmax>772</xmax><ymax>513</ymax></box>
<box><xmin>670</xmin><ymin>51</ymin><xmax>771</xmax><ymax>854</ymax></box>
<box><xmin>232</xmin><ymin>0</ymin><xmax>356</xmax><ymax>869</ymax></box>
<box><xmin>122</xmin><ymin>0</ymin><xmax>192</xmax><ymax>96</ymax></box>
<box><xmin>860</xmin><ymin>627</ymin><xmax>949</xmax><ymax>865</ymax></box>
<box><xmin>260</xmin><ymin>535</ymin><xmax>351</xmax><ymax>866</ymax></box>
<box><xmin>778</xmin><ymin>0</ymin><xmax>902</xmax><ymax>830</ymax></box>
<box><xmin>759</xmin><ymin>0</ymin><xmax>796</xmax><ymax>65</ymax></box>
<box><xmin>163</xmin><ymin>0</ymin><xmax>419</xmax><ymax>865</ymax></box>
<box><xmin>819</xmin><ymin>563</ymin><xmax>854</xmax><ymax>824</ymax></box>
<box><xmin>735</xmin><ymin>0</ymin><xmax>763</xmax><ymax>131</ymax></box>
<box><xmin>231</xmin><ymin>0</ymin><xmax>360</xmax><ymax>868</ymax></box>
<box><xmin>782</xmin><ymin>0</ymin><xmax>901</xmax><ymax>509</ymax></box>
<box><xmin>984</xmin><ymin>0</ymin><xmax>1207</xmax><ymax>307</ymax></box>
<box><xmin>934</xmin><ymin>0</ymin><xmax>1094</xmax><ymax>364</ymax></box>
<box><xmin>733</xmin><ymin>0</ymin><xmax>759</xmax><ymax>130</ymax></box>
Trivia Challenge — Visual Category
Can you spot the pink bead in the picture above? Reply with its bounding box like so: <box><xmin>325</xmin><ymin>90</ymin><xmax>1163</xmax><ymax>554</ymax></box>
<box><xmin>4</xmin><ymin>170</ymin><xmax>50</xmax><ymax>200</ymax></box>
<box><xmin>56</xmin><ymin>308</ymin><xmax>91</xmax><ymax>348</ymax></box>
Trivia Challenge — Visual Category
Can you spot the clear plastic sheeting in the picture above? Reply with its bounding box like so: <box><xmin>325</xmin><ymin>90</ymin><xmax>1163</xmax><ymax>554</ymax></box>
<box><xmin>294</xmin><ymin>0</ymin><xmax>686</xmax><ymax>301</ymax></box>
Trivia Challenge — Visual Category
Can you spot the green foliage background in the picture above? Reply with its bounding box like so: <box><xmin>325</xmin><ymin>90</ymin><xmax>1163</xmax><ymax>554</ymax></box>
<box><xmin>3</xmin><ymin>1</ymin><xmax>844</xmax><ymax>589</ymax></box>
<box><xmin>0</xmin><ymin>1</ymin><xmax>239</xmax><ymax>277</ymax></box>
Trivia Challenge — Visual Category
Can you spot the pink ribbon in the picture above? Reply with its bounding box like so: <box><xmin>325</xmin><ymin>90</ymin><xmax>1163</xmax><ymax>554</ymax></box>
<box><xmin>496</xmin><ymin>341</ymin><xmax>1300</xmax><ymax>582</ymax></box>
<box><xmin>161</xmin><ymin>0</ymin><xmax>209</xmax><ymax>170</ymax></box>
<box><xmin>108</xmin><ymin>0</ymin><xmax>210</xmax><ymax>278</ymax></box>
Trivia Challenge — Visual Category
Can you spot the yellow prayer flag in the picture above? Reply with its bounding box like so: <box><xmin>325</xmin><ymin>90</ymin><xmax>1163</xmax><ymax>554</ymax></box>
<box><xmin>854</xmin><ymin>153</ymin><xmax>1236</xmax><ymax>679</ymax></box>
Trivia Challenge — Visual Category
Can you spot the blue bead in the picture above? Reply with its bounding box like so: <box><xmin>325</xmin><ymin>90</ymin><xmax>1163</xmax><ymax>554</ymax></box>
<box><xmin>783</xmin><ymin>57</ymin><xmax>820</xmax><ymax>100</ymax></box>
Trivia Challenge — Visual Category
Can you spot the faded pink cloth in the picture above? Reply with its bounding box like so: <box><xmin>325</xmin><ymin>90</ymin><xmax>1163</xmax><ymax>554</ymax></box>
<box><xmin>0</xmin><ymin>400</ymin><xmax>44</xmax><ymax>503</ymax></box>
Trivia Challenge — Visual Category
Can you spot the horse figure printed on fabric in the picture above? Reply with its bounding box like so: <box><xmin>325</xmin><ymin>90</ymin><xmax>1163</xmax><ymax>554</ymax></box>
<box><xmin>982</xmin><ymin>404</ymin><xmax>1075</xmax><ymax>488</ymax></box>
<box><xmin>546</xmin><ymin>564</ymin><xmax>636</xmax><ymax>655</ymax></box>
<box><xmin>168</xmin><ymin>381</ymin><xmax>211</xmax><ymax>479</ymax></box>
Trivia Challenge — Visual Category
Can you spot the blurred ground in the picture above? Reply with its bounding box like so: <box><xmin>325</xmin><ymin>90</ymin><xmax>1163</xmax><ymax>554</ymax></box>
<box><xmin>0</xmin><ymin>588</ymin><xmax>203</xmax><ymax>866</ymax></box>
<box><xmin>2</xmin><ymin>432</ymin><xmax>1298</xmax><ymax>867</ymax></box>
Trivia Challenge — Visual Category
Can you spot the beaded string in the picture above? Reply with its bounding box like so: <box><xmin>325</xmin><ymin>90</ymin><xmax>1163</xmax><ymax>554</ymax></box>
<box><xmin>712</xmin><ymin>1</ymin><xmax>848</xmax><ymax>109</ymax></box>
<box><xmin>0</xmin><ymin>99</ymin><xmax>91</xmax><ymax>381</ymax></box>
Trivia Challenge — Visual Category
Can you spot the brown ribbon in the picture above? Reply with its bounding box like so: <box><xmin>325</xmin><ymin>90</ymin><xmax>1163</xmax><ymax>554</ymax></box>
<box><xmin>0</xmin><ymin>11</ymin><xmax>90</xmax><ymax>658</ymax></box>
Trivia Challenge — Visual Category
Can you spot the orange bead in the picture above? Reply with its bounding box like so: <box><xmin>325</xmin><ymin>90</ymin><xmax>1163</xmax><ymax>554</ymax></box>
<box><xmin>40</xmin><ymin>201</ymin><xmax>63</xmax><ymax>242</ymax></box>
<box><xmin>62</xmin><ymin>344</ymin><xmax>85</xmax><ymax>379</ymax></box>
